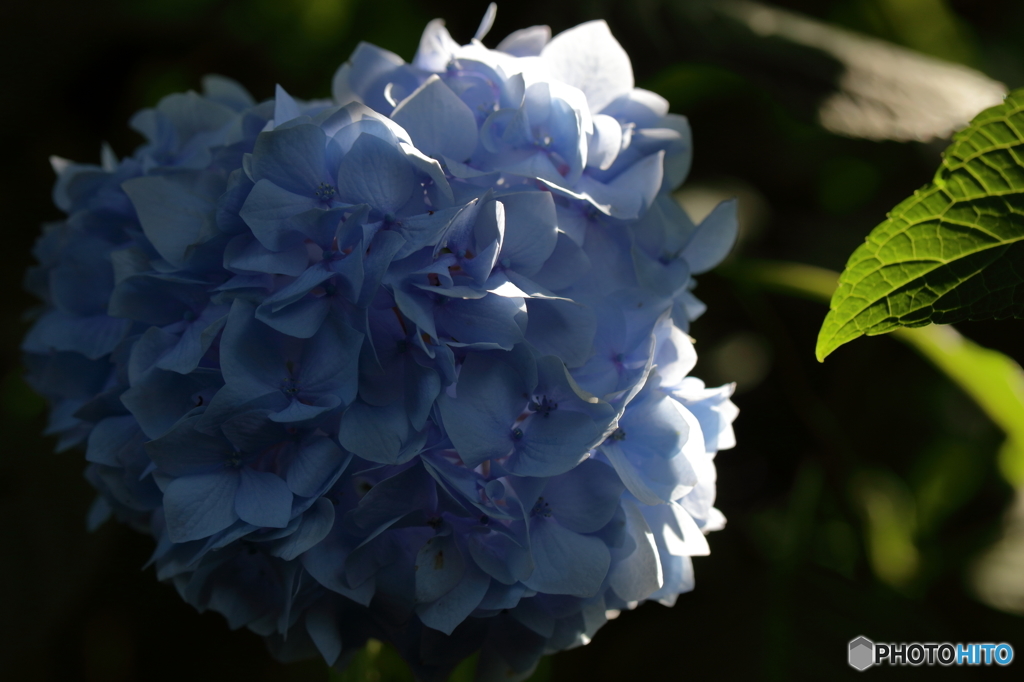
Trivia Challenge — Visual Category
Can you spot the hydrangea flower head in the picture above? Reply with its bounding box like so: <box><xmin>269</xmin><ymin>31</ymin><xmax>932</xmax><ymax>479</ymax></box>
<box><xmin>24</xmin><ymin>7</ymin><xmax>738</xmax><ymax>680</ymax></box>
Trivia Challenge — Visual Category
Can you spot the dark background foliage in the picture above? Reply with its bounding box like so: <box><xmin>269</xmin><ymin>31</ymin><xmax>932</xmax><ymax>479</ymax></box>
<box><xmin>3</xmin><ymin>0</ymin><xmax>1024</xmax><ymax>679</ymax></box>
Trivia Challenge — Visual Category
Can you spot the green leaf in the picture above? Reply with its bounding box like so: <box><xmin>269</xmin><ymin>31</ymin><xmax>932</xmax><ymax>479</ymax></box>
<box><xmin>724</xmin><ymin>259</ymin><xmax>1024</xmax><ymax>486</ymax></box>
<box><xmin>816</xmin><ymin>89</ymin><xmax>1024</xmax><ymax>361</ymax></box>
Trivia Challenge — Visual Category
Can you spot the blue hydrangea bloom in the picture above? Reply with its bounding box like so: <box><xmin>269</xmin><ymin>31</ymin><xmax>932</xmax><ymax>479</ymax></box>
<box><xmin>24</xmin><ymin>8</ymin><xmax>738</xmax><ymax>680</ymax></box>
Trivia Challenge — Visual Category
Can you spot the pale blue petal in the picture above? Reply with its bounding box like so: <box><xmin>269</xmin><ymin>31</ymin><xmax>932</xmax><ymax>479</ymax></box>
<box><xmin>436</xmin><ymin>295</ymin><xmax>524</xmax><ymax>349</ymax></box>
<box><xmin>541</xmin><ymin>20</ymin><xmax>634</xmax><ymax>113</ymax></box>
<box><xmin>437</xmin><ymin>352</ymin><xmax>530</xmax><ymax>467</ymax></box>
<box><xmin>523</xmin><ymin>517</ymin><xmax>610</xmax><ymax>597</ymax></box>
<box><xmin>608</xmin><ymin>499</ymin><xmax>664</xmax><ymax>602</ymax></box>
<box><xmin>496</xmin><ymin>192</ymin><xmax>558</xmax><ymax>276</ymax></box>
<box><xmin>523</xmin><ymin>298</ymin><xmax>596</xmax><ymax>368</ymax></box>
<box><xmin>273</xmin><ymin>84</ymin><xmax>302</xmax><ymax>126</ymax></box>
<box><xmin>683</xmin><ymin>198</ymin><xmax>738</xmax><ymax>275</ymax></box>
<box><xmin>576</xmin><ymin>151</ymin><xmax>663</xmax><ymax>220</ymax></box>
<box><xmin>599</xmin><ymin>440</ymin><xmax>663</xmax><ymax>506</ymax></box>
<box><xmin>391</xmin><ymin>76</ymin><xmax>479</xmax><ymax>162</ymax></box>
<box><xmin>251</xmin><ymin>123</ymin><xmax>331</xmax><ymax>195</ymax></box>
<box><xmin>468</xmin><ymin>528</ymin><xmax>533</xmax><ymax>585</ymax></box>
<box><xmin>239</xmin><ymin>179</ymin><xmax>321</xmax><ymax>251</ymax></box>
<box><xmin>495</xmin><ymin>25</ymin><xmax>551</xmax><ymax>57</ymax></box>
<box><xmin>335</xmin><ymin>133</ymin><xmax>415</xmax><ymax>214</ymax></box>
<box><xmin>544</xmin><ymin>459</ymin><xmax>624</xmax><ymax>533</ymax></box>
<box><xmin>506</xmin><ymin>410</ymin><xmax>598</xmax><ymax>477</ymax></box>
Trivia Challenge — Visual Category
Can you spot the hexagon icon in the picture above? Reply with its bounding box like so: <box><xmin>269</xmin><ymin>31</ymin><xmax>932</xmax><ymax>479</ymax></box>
<box><xmin>849</xmin><ymin>636</ymin><xmax>874</xmax><ymax>671</ymax></box>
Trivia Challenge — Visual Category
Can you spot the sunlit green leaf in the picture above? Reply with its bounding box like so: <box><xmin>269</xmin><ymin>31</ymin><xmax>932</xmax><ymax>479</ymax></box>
<box><xmin>816</xmin><ymin>89</ymin><xmax>1024</xmax><ymax>361</ymax></box>
<box><xmin>725</xmin><ymin>259</ymin><xmax>1024</xmax><ymax>485</ymax></box>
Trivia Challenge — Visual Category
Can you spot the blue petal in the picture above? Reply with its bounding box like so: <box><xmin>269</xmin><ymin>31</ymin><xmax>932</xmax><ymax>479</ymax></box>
<box><xmin>273</xmin><ymin>84</ymin><xmax>302</xmax><ymax>126</ymax></box>
<box><xmin>599</xmin><ymin>443</ymin><xmax>661</xmax><ymax>507</ymax></box>
<box><xmin>608</xmin><ymin>499</ymin><xmax>663</xmax><ymax>602</ymax></box>
<box><xmin>338</xmin><ymin>400</ymin><xmax>415</xmax><ymax>465</ymax></box>
<box><xmin>163</xmin><ymin>470</ymin><xmax>240</xmax><ymax>542</ymax></box>
<box><xmin>415</xmin><ymin>533</ymin><xmax>466</xmax><ymax>604</ymax></box>
<box><xmin>269</xmin><ymin>395</ymin><xmax>341</xmax><ymax>423</ymax></box>
<box><xmin>121</xmin><ymin>368</ymin><xmax>223</xmax><ymax>439</ymax></box>
<box><xmin>683</xmin><ymin>198</ymin><xmax>738</xmax><ymax>275</ymax></box>
<box><xmin>302</xmin><ymin>537</ymin><xmax>376</xmax><ymax>605</ymax></box>
<box><xmin>477</xmin><ymin>581</ymin><xmax>529</xmax><ymax>611</ymax></box>
<box><xmin>468</xmin><ymin>528</ymin><xmax>533</xmax><ymax>585</ymax></box>
<box><xmin>357</xmin><ymin>229</ymin><xmax>407</xmax><ymax>307</ymax></box>
<box><xmin>392</xmin><ymin>206</ymin><xmax>462</xmax><ymax>260</ymax></box>
<box><xmin>541</xmin><ymin>20</ymin><xmax>634</xmax><ymax>113</ymax></box>
<box><xmin>256</xmin><ymin>294</ymin><xmax>331</xmax><ymax>339</ymax></box>
<box><xmin>219</xmin><ymin>300</ymin><xmax>289</xmax><ymax>397</ymax></box>
<box><xmin>202</xmin><ymin>74</ymin><xmax>255</xmax><ymax>110</ymax></box>
<box><xmin>495</xmin><ymin>25</ymin><xmax>551</xmax><ymax>57</ymax></box>
<box><xmin>219</xmin><ymin>409</ymin><xmax>290</xmax><ymax>453</ymax></box>
<box><xmin>305</xmin><ymin>600</ymin><xmax>343</xmax><ymax>666</ymax></box>
<box><xmin>223</xmin><ymin>234</ymin><xmax>310</xmax><ymax>276</ymax></box>
<box><xmin>506</xmin><ymin>409</ymin><xmax>598</xmax><ymax>477</ymax></box>
<box><xmin>296</xmin><ymin>312</ymin><xmax>363</xmax><ymax>400</ymax></box>
<box><xmin>544</xmin><ymin>459</ymin><xmax>624</xmax><ymax>533</ymax></box>
<box><xmin>631</xmin><ymin>244</ymin><xmax>690</xmax><ymax>298</ymax></box>
<box><xmin>145</xmin><ymin>415</ymin><xmax>230</xmax><ymax>476</ymax></box>
<box><xmin>155</xmin><ymin>304</ymin><xmax>230</xmax><ymax>374</ymax></box>
<box><xmin>239</xmin><ymin>179</ymin><xmax>322</xmax><ymax>251</ymax></box>
<box><xmin>576</xmin><ymin>151</ymin><xmax>664</xmax><ymax>220</ymax></box>
<box><xmin>260</xmin><ymin>263</ymin><xmax>336</xmax><ymax>311</ymax></box>
<box><xmin>344</xmin><ymin>464</ymin><xmax>436</xmax><ymax>534</ymax></box>
<box><xmin>287</xmin><ymin>435</ymin><xmax>347</xmax><ymax>497</ymax></box>
<box><xmin>332</xmin><ymin>41</ymin><xmax>405</xmax><ymax>107</ymax></box>
<box><xmin>121</xmin><ymin>171</ymin><xmax>225</xmax><ymax>268</ymax></box>
<box><xmin>437</xmin><ymin>352</ymin><xmax>531</xmax><ymax>467</ymax></box>
<box><xmin>436</xmin><ymin>295</ymin><xmax>524</xmax><ymax>349</ymax></box>
<box><xmin>108</xmin><ymin>276</ymin><xmax>209</xmax><ymax>327</ymax></box>
<box><xmin>529</xmin><ymin>231</ymin><xmax>590</xmax><ymax>292</ymax></box>
<box><xmin>416</xmin><ymin>556</ymin><xmax>490</xmax><ymax>635</ymax></box>
<box><xmin>86</xmin><ymin>415</ymin><xmax>143</xmax><ymax>467</ymax></box>
<box><xmin>251</xmin><ymin>123</ymin><xmax>332</xmax><ymax>195</ymax></box>
<box><xmin>523</xmin><ymin>298</ymin><xmax>596</xmax><ymax>368</ymax></box>
<box><xmin>23</xmin><ymin>311</ymin><xmax>132</xmax><ymax>360</ymax></box>
<box><xmin>495</xmin><ymin>192</ymin><xmax>558</xmax><ymax>276</ymax></box>
<box><xmin>588</xmin><ymin>114</ymin><xmax>623</xmax><ymax>171</ymax></box>
<box><xmin>523</xmin><ymin>517</ymin><xmax>610</xmax><ymax>597</ymax></box>
<box><xmin>268</xmin><ymin>497</ymin><xmax>335</xmax><ymax>557</ymax></box>
<box><xmin>335</xmin><ymin>133</ymin><xmax>415</xmax><ymax>214</ymax></box>
<box><xmin>391</xmin><ymin>75</ymin><xmax>479</xmax><ymax>162</ymax></box>
<box><xmin>236</xmin><ymin>467</ymin><xmax>293</xmax><ymax>528</ymax></box>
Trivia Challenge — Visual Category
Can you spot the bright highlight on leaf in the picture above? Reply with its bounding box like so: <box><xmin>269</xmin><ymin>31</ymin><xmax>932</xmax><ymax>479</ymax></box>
<box><xmin>817</xmin><ymin>89</ymin><xmax>1024</xmax><ymax>361</ymax></box>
